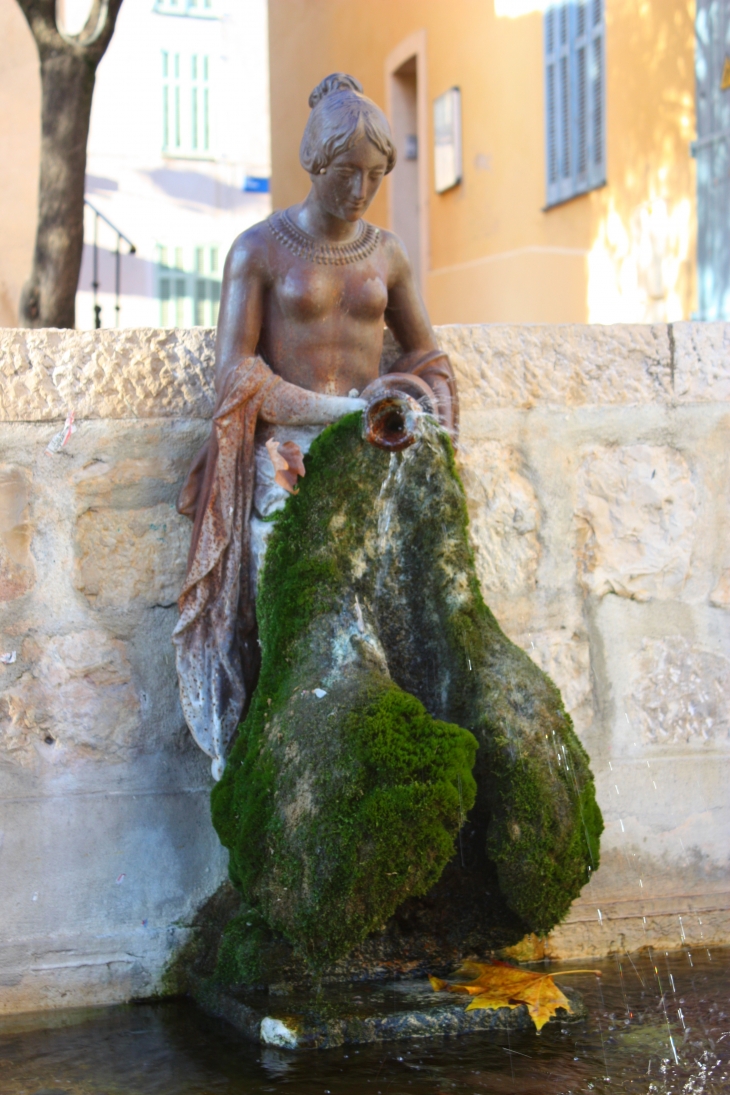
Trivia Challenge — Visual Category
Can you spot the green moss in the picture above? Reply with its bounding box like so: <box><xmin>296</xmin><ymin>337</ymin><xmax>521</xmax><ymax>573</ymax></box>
<box><xmin>349</xmin><ymin>419</ymin><xmax>604</xmax><ymax>933</ymax></box>
<box><xmin>483</xmin><ymin>721</ymin><xmax>604</xmax><ymax>932</ymax></box>
<box><xmin>211</xmin><ymin>411</ymin><xmax>603</xmax><ymax>972</ymax></box>
<box><xmin>213</xmin><ymin>906</ymin><xmax>272</xmax><ymax>986</ymax></box>
<box><xmin>212</xmin><ymin>415</ymin><xmax>477</xmax><ymax>967</ymax></box>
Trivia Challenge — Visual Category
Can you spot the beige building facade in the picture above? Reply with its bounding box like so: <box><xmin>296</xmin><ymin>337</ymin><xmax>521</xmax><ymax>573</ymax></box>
<box><xmin>269</xmin><ymin>0</ymin><xmax>698</xmax><ymax>325</ymax></box>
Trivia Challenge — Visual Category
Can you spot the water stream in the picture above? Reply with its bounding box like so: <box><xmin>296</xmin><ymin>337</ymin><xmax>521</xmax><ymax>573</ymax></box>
<box><xmin>2</xmin><ymin>947</ymin><xmax>727</xmax><ymax>1094</ymax></box>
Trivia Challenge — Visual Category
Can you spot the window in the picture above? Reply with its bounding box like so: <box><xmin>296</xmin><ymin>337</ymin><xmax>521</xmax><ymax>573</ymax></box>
<box><xmin>162</xmin><ymin>51</ymin><xmax>211</xmax><ymax>156</ymax></box>
<box><xmin>158</xmin><ymin>245</ymin><xmax>221</xmax><ymax>327</ymax></box>
<box><xmin>154</xmin><ymin>0</ymin><xmax>216</xmax><ymax>18</ymax></box>
<box><xmin>544</xmin><ymin>0</ymin><xmax>605</xmax><ymax>208</ymax></box>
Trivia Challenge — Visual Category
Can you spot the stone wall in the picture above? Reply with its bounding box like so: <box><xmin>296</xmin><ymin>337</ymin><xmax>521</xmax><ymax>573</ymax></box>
<box><xmin>1</xmin><ymin>324</ymin><xmax>728</xmax><ymax>1013</ymax></box>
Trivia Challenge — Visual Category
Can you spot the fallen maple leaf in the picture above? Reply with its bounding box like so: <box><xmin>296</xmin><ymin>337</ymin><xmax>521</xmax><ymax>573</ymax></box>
<box><xmin>266</xmin><ymin>438</ymin><xmax>306</xmax><ymax>494</ymax></box>
<box><xmin>429</xmin><ymin>960</ymin><xmax>600</xmax><ymax>1032</ymax></box>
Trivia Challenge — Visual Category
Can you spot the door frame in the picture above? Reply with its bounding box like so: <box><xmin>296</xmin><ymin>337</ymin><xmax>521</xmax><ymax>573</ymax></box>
<box><xmin>385</xmin><ymin>29</ymin><xmax>430</xmax><ymax>300</ymax></box>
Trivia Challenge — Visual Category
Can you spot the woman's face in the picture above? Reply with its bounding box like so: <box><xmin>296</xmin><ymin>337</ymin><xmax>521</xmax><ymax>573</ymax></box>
<box><xmin>311</xmin><ymin>136</ymin><xmax>389</xmax><ymax>222</ymax></box>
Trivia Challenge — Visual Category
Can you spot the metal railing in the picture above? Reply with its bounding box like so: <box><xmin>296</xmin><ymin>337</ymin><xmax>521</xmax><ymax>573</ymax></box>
<box><xmin>84</xmin><ymin>199</ymin><xmax>137</xmax><ymax>328</ymax></box>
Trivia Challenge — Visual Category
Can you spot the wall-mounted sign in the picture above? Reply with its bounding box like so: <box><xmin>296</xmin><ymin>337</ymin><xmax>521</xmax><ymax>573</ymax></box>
<box><xmin>433</xmin><ymin>87</ymin><xmax>462</xmax><ymax>193</ymax></box>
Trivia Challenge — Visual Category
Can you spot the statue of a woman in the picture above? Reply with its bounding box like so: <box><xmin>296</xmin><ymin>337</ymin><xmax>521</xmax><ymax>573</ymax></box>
<box><xmin>173</xmin><ymin>75</ymin><xmax>601</xmax><ymax>971</ymax></box>
<box><xmin>174</xmin><ymin>74</ymin><xmax>457</xmax><ymax>779</ymax></box>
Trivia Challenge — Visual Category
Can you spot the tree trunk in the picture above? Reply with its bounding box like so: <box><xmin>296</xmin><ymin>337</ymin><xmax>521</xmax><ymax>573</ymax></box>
<box><xmin>16</xmin><ymin>0</ymin><xmax>124</xmax><ymax>329</ymax></box>
<box><xmin>21</xmin><ymin>52</ymin><xmax>95</xmax><ymax>328</ymax></box>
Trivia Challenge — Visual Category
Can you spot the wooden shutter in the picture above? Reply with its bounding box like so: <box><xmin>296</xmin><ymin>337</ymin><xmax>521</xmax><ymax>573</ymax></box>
<box><xmin>695</xmin><ymin>0</ymin><xmax>730</xmax><ymax>319</ymax></box>
<box><xmin>545</xmin><ymin>1</ymin><xmax>606</xmax><ymax>207</ymax></box>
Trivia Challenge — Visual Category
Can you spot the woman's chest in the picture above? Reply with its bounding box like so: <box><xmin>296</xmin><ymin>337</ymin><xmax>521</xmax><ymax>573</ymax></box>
<box><xmin>272</xmin><ymin>261</ymin><xmax>389</xmax><ymax>323</ymax></box>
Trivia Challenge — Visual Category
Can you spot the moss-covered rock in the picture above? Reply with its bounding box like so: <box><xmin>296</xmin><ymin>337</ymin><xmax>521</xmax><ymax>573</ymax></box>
<box><xmin>211</xmin><ymin>413</ymin><xmax>602</xmax><ymax>973</ymax></box>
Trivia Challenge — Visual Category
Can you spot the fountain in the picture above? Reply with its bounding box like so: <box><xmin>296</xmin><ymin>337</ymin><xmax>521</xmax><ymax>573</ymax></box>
<box><xmin>166</xmin><ymin>77</ymin><xmax>603</xmax><ymax>1039</ymax></box>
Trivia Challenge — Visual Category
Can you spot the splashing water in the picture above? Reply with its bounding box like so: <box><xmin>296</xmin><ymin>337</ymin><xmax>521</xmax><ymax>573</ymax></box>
<box><xmin>1</xmin><ymin>948</ymin><xmax>727</xmax><ymax>1094</ymax></box>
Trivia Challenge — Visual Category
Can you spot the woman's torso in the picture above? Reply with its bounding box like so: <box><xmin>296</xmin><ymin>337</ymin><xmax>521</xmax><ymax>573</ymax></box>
<box><xmin>256</xmin><ymin>210</ymin><xmax>392</xmax><ymax>396</ymax></box>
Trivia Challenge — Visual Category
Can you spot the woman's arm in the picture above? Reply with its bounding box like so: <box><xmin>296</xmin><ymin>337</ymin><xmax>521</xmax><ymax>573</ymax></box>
<box><xmin>382</xmin><ymin>233</ymin><xmax>459</xmax><ymax>436</ymax></box>
<box><xmin>215</xmin><ymin>227</ymin><xmax>364</xmax><ymax>424</ymax></box>
<box><xmin>383</xmin><ymin>232</ymin><xmax>440</xmax><ymax>355</ymax></box>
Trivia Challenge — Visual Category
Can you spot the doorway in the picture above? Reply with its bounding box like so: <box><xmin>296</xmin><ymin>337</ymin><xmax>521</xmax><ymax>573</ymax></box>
<box><xmin>389</xmin><ymin>55</ymin><xmax>422</xmax><ymax>291</ymax></box>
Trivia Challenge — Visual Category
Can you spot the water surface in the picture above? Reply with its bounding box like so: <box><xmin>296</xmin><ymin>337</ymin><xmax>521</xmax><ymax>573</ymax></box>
<box><xmin>1</xmin><ymin>947</ymin><xmax>727</xmax><ymax>1094</ymax></box>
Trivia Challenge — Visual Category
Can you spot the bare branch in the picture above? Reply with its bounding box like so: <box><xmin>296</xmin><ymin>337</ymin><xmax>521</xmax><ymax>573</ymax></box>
<box><xmin>17</xmin><ymin>0</ymin><xmax>125</xmax><ymax>58</ymax></box>
<box><xmin>76</xmin><ymin>0</ymin><xmax>124</xmax><ymax>58</ymax></box>
<box><xmin>15</xmin><ymin>0</ymin><xmax>64</xmax><ymax>52</ymax></box>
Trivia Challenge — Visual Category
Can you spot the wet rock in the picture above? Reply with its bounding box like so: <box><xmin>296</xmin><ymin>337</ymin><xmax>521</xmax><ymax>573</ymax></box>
<box><xmin>209</xmin><ymin>414</ymin><xmax>602</xmax><ymax>979</ymax></box>
<box><xmin>197</xmin><ymin>976</ymin><xmax>586</xmax><ymax>1050</ymax></box>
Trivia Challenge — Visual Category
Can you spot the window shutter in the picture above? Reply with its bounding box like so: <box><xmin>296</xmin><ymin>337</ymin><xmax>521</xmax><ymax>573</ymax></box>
<box><xmin>589</xmin><ymin>0</ymin><xmax>605</xmax><ymax>185</ymax></box>
<box><xmin>544</xmin><ymin>0</ymin><xmax>606</xmax><ymax>206</ymax></box>
<box><xmin>545</xmin><ymin>8</ymin><xmax>560</xmax><ymax>204</ymax></box>
<box><xmin>695</xmin><ymin>0</ymin><xmax>730</xmax><ymax>319</ymax></box>
<box><xmin>574</xmin><ymin>2</ymin><xmax>588</xmax><ymax>184</ymax></box>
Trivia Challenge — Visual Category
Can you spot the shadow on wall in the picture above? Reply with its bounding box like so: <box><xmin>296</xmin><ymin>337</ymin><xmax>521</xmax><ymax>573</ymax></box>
<box><xmin>587</xmin><ymin>0</ymin><xmax>696</xmax><ymax>322</ymax></box>
<box><xmin>144</xmin><ymin>169</ymin><xmax>256</xmax><ymax>214</ymax></box>
<box><xmin>77</xmin><ymin>245</ymin><xmax>156</xmax><ymax>306</ymax></box>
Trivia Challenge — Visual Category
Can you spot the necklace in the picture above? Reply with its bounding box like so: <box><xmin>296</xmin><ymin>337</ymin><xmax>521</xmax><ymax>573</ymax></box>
<box><xmin>268</xmin><ymin>209</ymin><xmax>380</xmax><ymax>266</ymax></box>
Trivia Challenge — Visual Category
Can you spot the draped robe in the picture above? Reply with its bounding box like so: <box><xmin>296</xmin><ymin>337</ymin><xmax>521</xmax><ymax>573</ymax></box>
<box><xmin>173</xmin><ymin>349</ymin><xmax>458</xmax><ymax>779</ymax></box>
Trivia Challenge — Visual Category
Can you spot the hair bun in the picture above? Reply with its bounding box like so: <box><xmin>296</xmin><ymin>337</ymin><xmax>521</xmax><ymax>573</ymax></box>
<box><xmin>308</xmin><ymin>73</ymin><xmax>364</xmax><ymax>109</ymax></box>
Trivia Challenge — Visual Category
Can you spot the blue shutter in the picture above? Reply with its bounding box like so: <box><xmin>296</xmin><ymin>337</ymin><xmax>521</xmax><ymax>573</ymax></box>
<box><xmin>589</xmin><ymin>0</ymin><xmax>605</xmax><ymax>184</ymax></box>
<box><xmin>544</xmin><ymin>1</ymin><xmax>606</xmax><ymax>207</ymax></box>
<box><xmin>545</xmin><ymin>7</ymin><xmax>559</xmax><ymax>197</ymax></box>
<box><xmin>695</xmin><ymin>0</ymin><xmax>730</xmax><ymax>319</ymax></box>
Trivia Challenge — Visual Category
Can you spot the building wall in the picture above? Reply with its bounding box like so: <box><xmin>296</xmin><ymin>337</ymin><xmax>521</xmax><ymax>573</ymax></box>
<box><xmin>268</xmin><ymin>0</ymin><xmax>696</xmax><ymax>325</ymax></box>
<box><xmin>1</xmin><ymin>322</ymin><xmax>729</xmax><ymax>1012</ymax></box>
<box><xmin>0</xmin><ymin>0</ymin><xmax>271</xmax><ymax>331</ymax></box>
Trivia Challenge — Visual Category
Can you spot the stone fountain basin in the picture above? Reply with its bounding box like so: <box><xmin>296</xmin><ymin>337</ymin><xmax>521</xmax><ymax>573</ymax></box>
<box><xmin>191</xmin><ymin>976</ymin><xmax>586</xmax><ymax>1050</ymax></box>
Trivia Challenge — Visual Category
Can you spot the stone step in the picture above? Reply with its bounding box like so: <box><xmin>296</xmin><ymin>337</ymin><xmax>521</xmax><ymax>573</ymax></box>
<box><xmin>191</xmin><ymin>976</ymin><xmax>586</xmax><ymax>1050</ymax></box>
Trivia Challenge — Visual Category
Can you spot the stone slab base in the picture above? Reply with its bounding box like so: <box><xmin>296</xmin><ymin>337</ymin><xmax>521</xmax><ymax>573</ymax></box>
<box><xmin>190</xmin><ymin>977</ymin><xmax>586</xmax><ymax>1050</ymax></box>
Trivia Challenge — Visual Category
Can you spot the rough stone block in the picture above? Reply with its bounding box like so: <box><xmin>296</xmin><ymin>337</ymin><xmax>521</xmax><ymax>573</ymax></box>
<box><xmin>629</xmin><ymin>636</ymin><xmax>730</xmax><ymax>746</ymax></box>
<box><xmin>0</xmin><ymin>629</ymin><xmax>141</xmax><ymax>766</ymax></box>
<box><xmin>0</xmin><ymin>465</ymin><xmax>34</xmax><ymax>601</ymax></box>
<box><xmin>75</xmin><ymin>503</ymin><xmax>189</xmax><ymax>610</ymax></box>
<box><xmin>458</xmin><ymin>439</ymin><xmax>541</xmax><ymax>595</ymax></box>
<box><xmin>575</xmin><ymin>444</ymin><xmax>697</xmax><ymax>600</ymax></box>
<box><xmin>0</xmin><ymin>328</ymin><xmax>216</xmax><ymax>421</ymax></box>
<box><xmin>439</xmin><ymin>323</ymin><xmax>672</xmax><ymax>409</ymax></box>
<box><xmin>672</xmin><ymin>322</ymin><xmax>730</xmax><ymax>402</ymax></box>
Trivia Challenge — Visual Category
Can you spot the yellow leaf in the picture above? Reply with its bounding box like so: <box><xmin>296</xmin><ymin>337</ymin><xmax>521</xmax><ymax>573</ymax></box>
<box><xmin>429</xmin><ymin>959</ymin><xmax>600</xmax><ymax>1033</ymax></box>
<box><xmin>465</xmin><ymin>993</ymin><xmax>521</xmax><ymax>1013</ymax></box>
<box><xmin>428</xmin><ymin>974</ymin><xmax>447</xmax><ymax>991</ymax></box>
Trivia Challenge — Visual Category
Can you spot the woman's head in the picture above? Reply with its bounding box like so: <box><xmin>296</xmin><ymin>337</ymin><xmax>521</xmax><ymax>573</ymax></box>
<box><xmin>300</xmin><ymin>74</ymin><xmax>396</xmax><ymax>177</ymax></box>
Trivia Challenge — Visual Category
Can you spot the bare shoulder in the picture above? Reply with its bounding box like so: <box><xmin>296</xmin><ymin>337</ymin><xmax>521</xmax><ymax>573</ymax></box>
<box><xmin>225</xmin><ymin>219</ymin><xmax>273</xmax><ymax>283</ymax></box>
<box><xmin>377</xmin><ymin>227</ymin><xmax>415</xmax><ymax>282</ymax></box>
